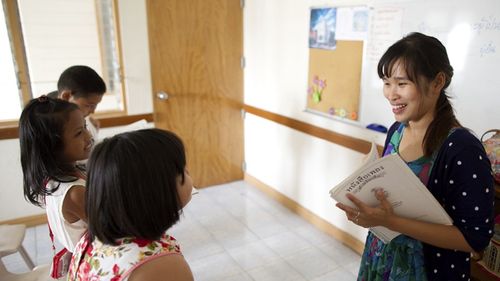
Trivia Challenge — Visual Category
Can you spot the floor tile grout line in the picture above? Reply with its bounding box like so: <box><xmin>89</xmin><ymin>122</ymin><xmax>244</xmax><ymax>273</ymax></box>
<box><xmin>197</xmin><ymin>183</ymin><xmax>351</xmax><ymax>279</ymax></box>
<box><xmin>6</xmin><ymin>181</ymin><xmax>361</xmax><ymax>280</ymax></box>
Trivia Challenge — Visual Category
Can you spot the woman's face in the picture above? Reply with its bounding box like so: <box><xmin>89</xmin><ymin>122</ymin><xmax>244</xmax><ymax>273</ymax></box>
<box><xmin>382</xmin><ymin>61</ymin><xmax>438</xmax><ymax>124</ymax></box>
<box><xmin>177</xmin><ymin>168</ymin><xmax>193</xmax><ymax>208</ymax></box>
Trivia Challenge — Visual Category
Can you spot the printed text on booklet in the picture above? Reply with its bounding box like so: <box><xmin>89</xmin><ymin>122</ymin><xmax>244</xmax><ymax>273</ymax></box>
<box><xmin>329</xmin><ymin>144</ymin><xmax>452</xmax><ymax>244</ymax></box>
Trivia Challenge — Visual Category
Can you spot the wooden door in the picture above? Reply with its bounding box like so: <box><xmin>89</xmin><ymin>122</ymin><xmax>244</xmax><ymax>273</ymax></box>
<box><xmin>146</xmin><ymin>0</ymin><xmax>244</xmax><ymax>188</ymax></box>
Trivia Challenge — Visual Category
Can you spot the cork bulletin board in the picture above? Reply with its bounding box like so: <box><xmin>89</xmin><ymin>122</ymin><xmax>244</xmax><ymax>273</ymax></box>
<box><xmin>306</xmin><ymin>40</ymin><xmax>363</xmax><ymax>121</ymax></box>
<box><xmin>306</xmin><ymin>6</ymin><xmax>367</xmax><ymax>122</ymax></box>
<box><xmin>306</xmin><ymin>2</ymin><xmax>500</xmax><ymax>135</ymax></box>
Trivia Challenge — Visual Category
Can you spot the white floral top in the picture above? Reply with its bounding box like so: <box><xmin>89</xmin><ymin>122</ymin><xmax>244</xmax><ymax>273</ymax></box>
<box><xmin>68</xmin><ymin>232</ymin><xmax>181</xmax><ymax>281</ymax></box>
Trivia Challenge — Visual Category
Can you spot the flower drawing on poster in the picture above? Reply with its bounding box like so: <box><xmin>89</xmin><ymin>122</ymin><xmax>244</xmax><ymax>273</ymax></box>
<box><xmin>309</xmin><ymin>8</ymin><xmax>337</xmax><ymax>50</ymax></box>
<box><xmin>308</xmin><ymin>75</ymin><xmax>327</xmax><ymax>103</ymax></box>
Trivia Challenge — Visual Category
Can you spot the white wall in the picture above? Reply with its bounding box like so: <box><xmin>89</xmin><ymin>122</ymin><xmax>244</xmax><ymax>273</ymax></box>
<box><xmin>244</xmin><ymin>0</ymin><xmax>500</xmax><ymax>242</ymax></box>
<box><xmin>0</xmin><ymin>139</ymin><xmax>40</xmax><ymax>219</ymax></box>
<box><xmin>5</xmin><ymin>0</ymin><xmax>494</xmax><ymax>249</ymax></box>
<box><xmin>2</xmin><ymin>0</ymin><xmax>374</xmax><ymax>245</ymax></box>
<box><xmin>245</xmin><ymin>115</ymin><xmax>370</xmax><ymax>241</ymax></box>
<box><xmin>244</xmin><ymin>0</ymin><xmax>386</xmax><ymax>142</ymax></box>
<box><xmin>1</xmin><ymin>0</ymin><xmax>373</xmax><ymax>245</ymax></box>
<box><xmin>0</xmin><ymin>0</ymin><xmax>153</xmax><ymax>221</ymax></box>
<box><xmin>243</xmin><ymin>0</ymin><xmax>383</xmax><ymax>242</ymax></box>
<box><xmin>117</xmin><ymin>0</ymin><xmax>153</xmax><ymax>115</ymax></box>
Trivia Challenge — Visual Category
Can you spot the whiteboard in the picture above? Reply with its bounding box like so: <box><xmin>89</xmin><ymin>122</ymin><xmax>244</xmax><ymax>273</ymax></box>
<box><xmin>358</xmin><ymin>0</ymin><xmax>500</xmax><ymax>136</ymax></box>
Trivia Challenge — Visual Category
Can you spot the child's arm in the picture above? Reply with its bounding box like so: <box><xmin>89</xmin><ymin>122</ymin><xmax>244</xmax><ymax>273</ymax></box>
<box><xmin>62</xmin><ymin>185</ymin><xmax>87</xmax><ymax>223</ymax></box>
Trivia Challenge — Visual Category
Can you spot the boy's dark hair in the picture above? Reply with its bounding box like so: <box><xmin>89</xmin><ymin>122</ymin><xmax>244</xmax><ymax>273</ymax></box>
<box><xmin>377</xmin><ymin>32</ymin><xmax>461</xmax><ymax>157</ymax></box>
<box><xmin>57</xmin><ymin>65</ymin><xmax>106</xmax><ymax>98</ymax></box>
<box><xmin>86</xmin><ymin>129</ymin><xmax>186</xmax><ymax>244</ymax></box>
<box><xmin>46</xmin><ymin>90</ymin><xmax>59</xmax><ymax>99</ymax></box>
<box><xmin>19</xmin><ymin>97</ymin><xmax>80</xmax><ymax>207</ymax></box>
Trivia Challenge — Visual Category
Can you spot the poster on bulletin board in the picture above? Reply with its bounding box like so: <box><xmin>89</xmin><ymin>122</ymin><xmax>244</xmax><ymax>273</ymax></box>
<box><xmin>306</xmin><ymin>6</ymin><xmax>369</xmax><ymax>122</ymax></box>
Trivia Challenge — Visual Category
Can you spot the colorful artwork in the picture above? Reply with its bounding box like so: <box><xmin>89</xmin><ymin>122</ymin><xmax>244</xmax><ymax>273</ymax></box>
<box><xmin>306</xmin><ymin>7</ymin><xmax>365</xmax><ymax>123</ymax></box>
<box><xmin>307</xmin><ymin>74</ymin><xmax>361</xmax><ymax>121</ymax></box>
<box><xmin>308</xmin><ymin>75</ymin><xmax>327</xmax><ymax>103</ymax></box>
<box><xmin>309</xmin><ymin>8</ymin><xmax>337</xmax><ymax>50</ymax></box>
<box><xmin>327</xmin><ymin>106</ymin><xmax>358</xmax><ymax>121</ymax></box>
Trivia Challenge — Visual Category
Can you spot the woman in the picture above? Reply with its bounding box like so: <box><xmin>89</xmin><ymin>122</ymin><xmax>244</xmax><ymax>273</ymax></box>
<box><xmin>336</xmin><ymin>32</ymin><xmax>494</xmax><ymax>280</ymax></box>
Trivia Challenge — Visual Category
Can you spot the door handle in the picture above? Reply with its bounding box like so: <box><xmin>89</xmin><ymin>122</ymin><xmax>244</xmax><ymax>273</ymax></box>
<box><xmin>156</xmin><ymin>91</ymin><xmax>169</xmax><ymax>100</ymax></box>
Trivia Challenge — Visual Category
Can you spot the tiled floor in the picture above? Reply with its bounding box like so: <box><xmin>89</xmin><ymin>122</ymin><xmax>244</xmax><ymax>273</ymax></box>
<box><xmin>2</xmin><ymin>180</ymin><xmax>361</xmax><ymax>280</ymax></box>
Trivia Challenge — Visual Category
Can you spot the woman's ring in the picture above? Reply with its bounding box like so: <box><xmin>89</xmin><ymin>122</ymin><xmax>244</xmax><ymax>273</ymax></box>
<box><xmin>354</xmin><ymin>211</ymin><xmax>360</xmax><ymax>222</ymax></box>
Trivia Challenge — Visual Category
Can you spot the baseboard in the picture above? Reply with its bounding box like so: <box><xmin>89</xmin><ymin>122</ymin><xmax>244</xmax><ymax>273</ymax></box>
<box><xmin>244</xmin><ymin>173</ymin><xmax>364</xmax><ymax>255</ymax></box>
<box><xmin>0</xmin><ymin>214</ymin><xmax>47</xmax><ymax>227</ymax></box>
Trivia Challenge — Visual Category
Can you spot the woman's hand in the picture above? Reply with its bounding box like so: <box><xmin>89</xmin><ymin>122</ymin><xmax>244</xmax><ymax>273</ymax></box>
<box><xmin>336</xmin><ymin>188</ymin><xmax>475</xmax><ymax>251</ymax></box>
<box><xmin>335</xmin><ymin>189</ymin><xmax>395</xmax><ymax>228</ymax></box>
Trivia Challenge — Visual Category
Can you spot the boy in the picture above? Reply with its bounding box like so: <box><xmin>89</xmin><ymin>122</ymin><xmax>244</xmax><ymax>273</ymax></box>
<box><xmin>47</xmin><ymin>65</ymin><xmax>106</xmax><ymax>140</ymax></box>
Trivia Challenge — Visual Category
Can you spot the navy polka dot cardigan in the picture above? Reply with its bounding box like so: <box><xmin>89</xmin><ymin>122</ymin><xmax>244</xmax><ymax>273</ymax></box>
<box><xmin>385</xmin><ymin>122</ymin><xmax>495</xmax><ymax>281</ymax></box>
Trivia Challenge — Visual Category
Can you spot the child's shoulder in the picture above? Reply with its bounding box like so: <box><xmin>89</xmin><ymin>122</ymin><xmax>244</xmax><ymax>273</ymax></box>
<box><xmin>46</xmin><ymin>177</ymin><xmax>86</xmax><ymax>195</ymax></box>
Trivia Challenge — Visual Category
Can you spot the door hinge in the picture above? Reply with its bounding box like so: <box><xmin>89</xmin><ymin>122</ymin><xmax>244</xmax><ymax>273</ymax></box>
<box><xmin>240</xmin><ymin>0</ymin><xmax>245</xmax><ymax>9</ymax></box>
<box><xmin>241</xmin><ymin>161</ymin><xmax>247</xmax><ymax>172</ymax></box>
<box><xmin>240</xmin><ymin>56</ymin><xmax>246</xmax><ymax>69</ymax></box>
<box><xmin>241</xmin><ymin>108</ymin><xmax>246</xmax><ymax>119</ymax></box>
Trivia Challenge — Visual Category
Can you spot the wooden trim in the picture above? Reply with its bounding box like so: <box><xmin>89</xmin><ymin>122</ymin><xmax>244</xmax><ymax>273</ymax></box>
<box><xmin>0</xmin><ymin>214</ymin><xmax>46</xmax><ymax>227</ymax></box>
<box><xmin>245</xmin><ymin>173</ymin><xmax>364</xmax><ymax>255</ymax></box>
<box><xmin>0</xmin><ymin>113</ymin><xmax>153</xmax><ymax>140</ymax></box>
<box><xmin>3</xmin><ymin>0</ymin><xmax>32</xmax><ymax>104</ymax></box>
<box><xmin>98</xmin><ymin>113</ymin><xmax>153</xmax><ymax>128</ymax></box>
<box><xmin>93</xmin><ymin>0</ymin><xmax>106</xmax><ymax>83</ymax></box>
<box><xmin>112</xmin><ymin>0</ymin><xmax>128</xmax><ymax>114</ymax></box>
<box><xmin>243</xmin><ymin>104</ymin><xmax>383</xmax><ymax>155</ymax></box>
<box><xmin>0</xmin><ymin>126</ymin><xmax>18</xmax><ymax>140</ymax></box>
<box><xmin>93</xmin><ymin>0</ymin><xmax>127</xmax><ymax>114</ymax></box>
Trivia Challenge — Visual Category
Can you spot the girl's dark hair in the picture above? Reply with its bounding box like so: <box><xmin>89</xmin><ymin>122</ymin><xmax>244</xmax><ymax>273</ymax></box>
<box><xmin>86</xmin><ymin>128</ymin><xmax>186</xmax><ymax>244</ymax></box>
<box><xmin>378</xmin><ymin>32</ymin><xmax>461</xmax><ymax>156</ymax></box>
<box><xmin>19</xmin><ymin>97</ymin><xmax>80</xmax><ymax>207</ymax></box>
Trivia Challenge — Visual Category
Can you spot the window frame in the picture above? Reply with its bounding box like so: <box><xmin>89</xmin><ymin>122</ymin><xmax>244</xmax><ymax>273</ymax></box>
<box><xmin>0</xmin><ymin>0</ymin><xmax>128</xmax><ymax>127</ymax></box>
<box><xmin>3</xmin><ymin>0</ymin><xmax>31</xmax><ymax>111</ymax></box>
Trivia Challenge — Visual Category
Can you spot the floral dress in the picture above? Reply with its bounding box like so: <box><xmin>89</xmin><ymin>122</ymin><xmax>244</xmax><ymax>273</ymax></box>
<box><xmin>68</xmin><ymin>232</ymin><xmax>182</xmax><ymax>281</ymax></box>
<box><xmin>357</xmin><ymin>124</ymin><xmax>432</xmax><ymax>281</ymax></box>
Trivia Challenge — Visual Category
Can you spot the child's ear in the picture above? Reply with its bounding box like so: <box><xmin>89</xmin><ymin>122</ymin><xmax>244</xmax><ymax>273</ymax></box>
<box><xmin>60</xmin><ymin>90</ymin><xmax>72</xmax><ymax>101</ymax></box>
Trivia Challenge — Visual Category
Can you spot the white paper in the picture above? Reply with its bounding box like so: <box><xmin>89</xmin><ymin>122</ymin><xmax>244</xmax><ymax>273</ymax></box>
<box><xmin>366</xmin><ymin>7</ymin><xmax>404</xmax><ymax>63</ymax></box>
<box><xmin>191</xmin><ymin>187</ymin><xmax>199</xmax><ymax>195</ymax></box>
<box><xmin>96</xmin><ymin>119</ymin><xmax>152</xmax><ymax>143</ymax></box>
<box><xmin>336</xmin><ymin>6</ymin><xmax>369</xmax><ymax>41</ymax></box>
<box><xmin>330</xmin><ymin>148</ymin><xmax>452</xmax><ymax>244</ymax></box>
<box><xmin>361</xmin><ymin>142</ymin><xmax>380</xmax><ymax>165</ymax></box>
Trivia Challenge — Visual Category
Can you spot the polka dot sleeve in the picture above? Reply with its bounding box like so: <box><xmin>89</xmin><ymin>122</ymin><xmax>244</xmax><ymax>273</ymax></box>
<box><xmin>439</xmin><ymin>142</ymin><xmax>495</xmax><ymax>252</ymax></box>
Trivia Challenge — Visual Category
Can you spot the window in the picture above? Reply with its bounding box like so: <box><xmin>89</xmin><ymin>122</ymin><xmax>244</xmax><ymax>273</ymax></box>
<box><xmin>0</xmin><ymin>0</ymin><xmax>22</xmax><ymax>122</ymax></box>
<box><xmin>0</xmin><ymin>0</ymin><xmax>125</xmax><ymax>123</ymax></box>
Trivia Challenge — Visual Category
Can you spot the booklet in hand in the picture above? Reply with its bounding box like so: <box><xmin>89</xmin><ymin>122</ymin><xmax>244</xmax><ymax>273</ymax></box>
<box><xmin>329</xmin><ymin>143</ymin><xmax>453</xmax><ymax>244</ymax></box>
